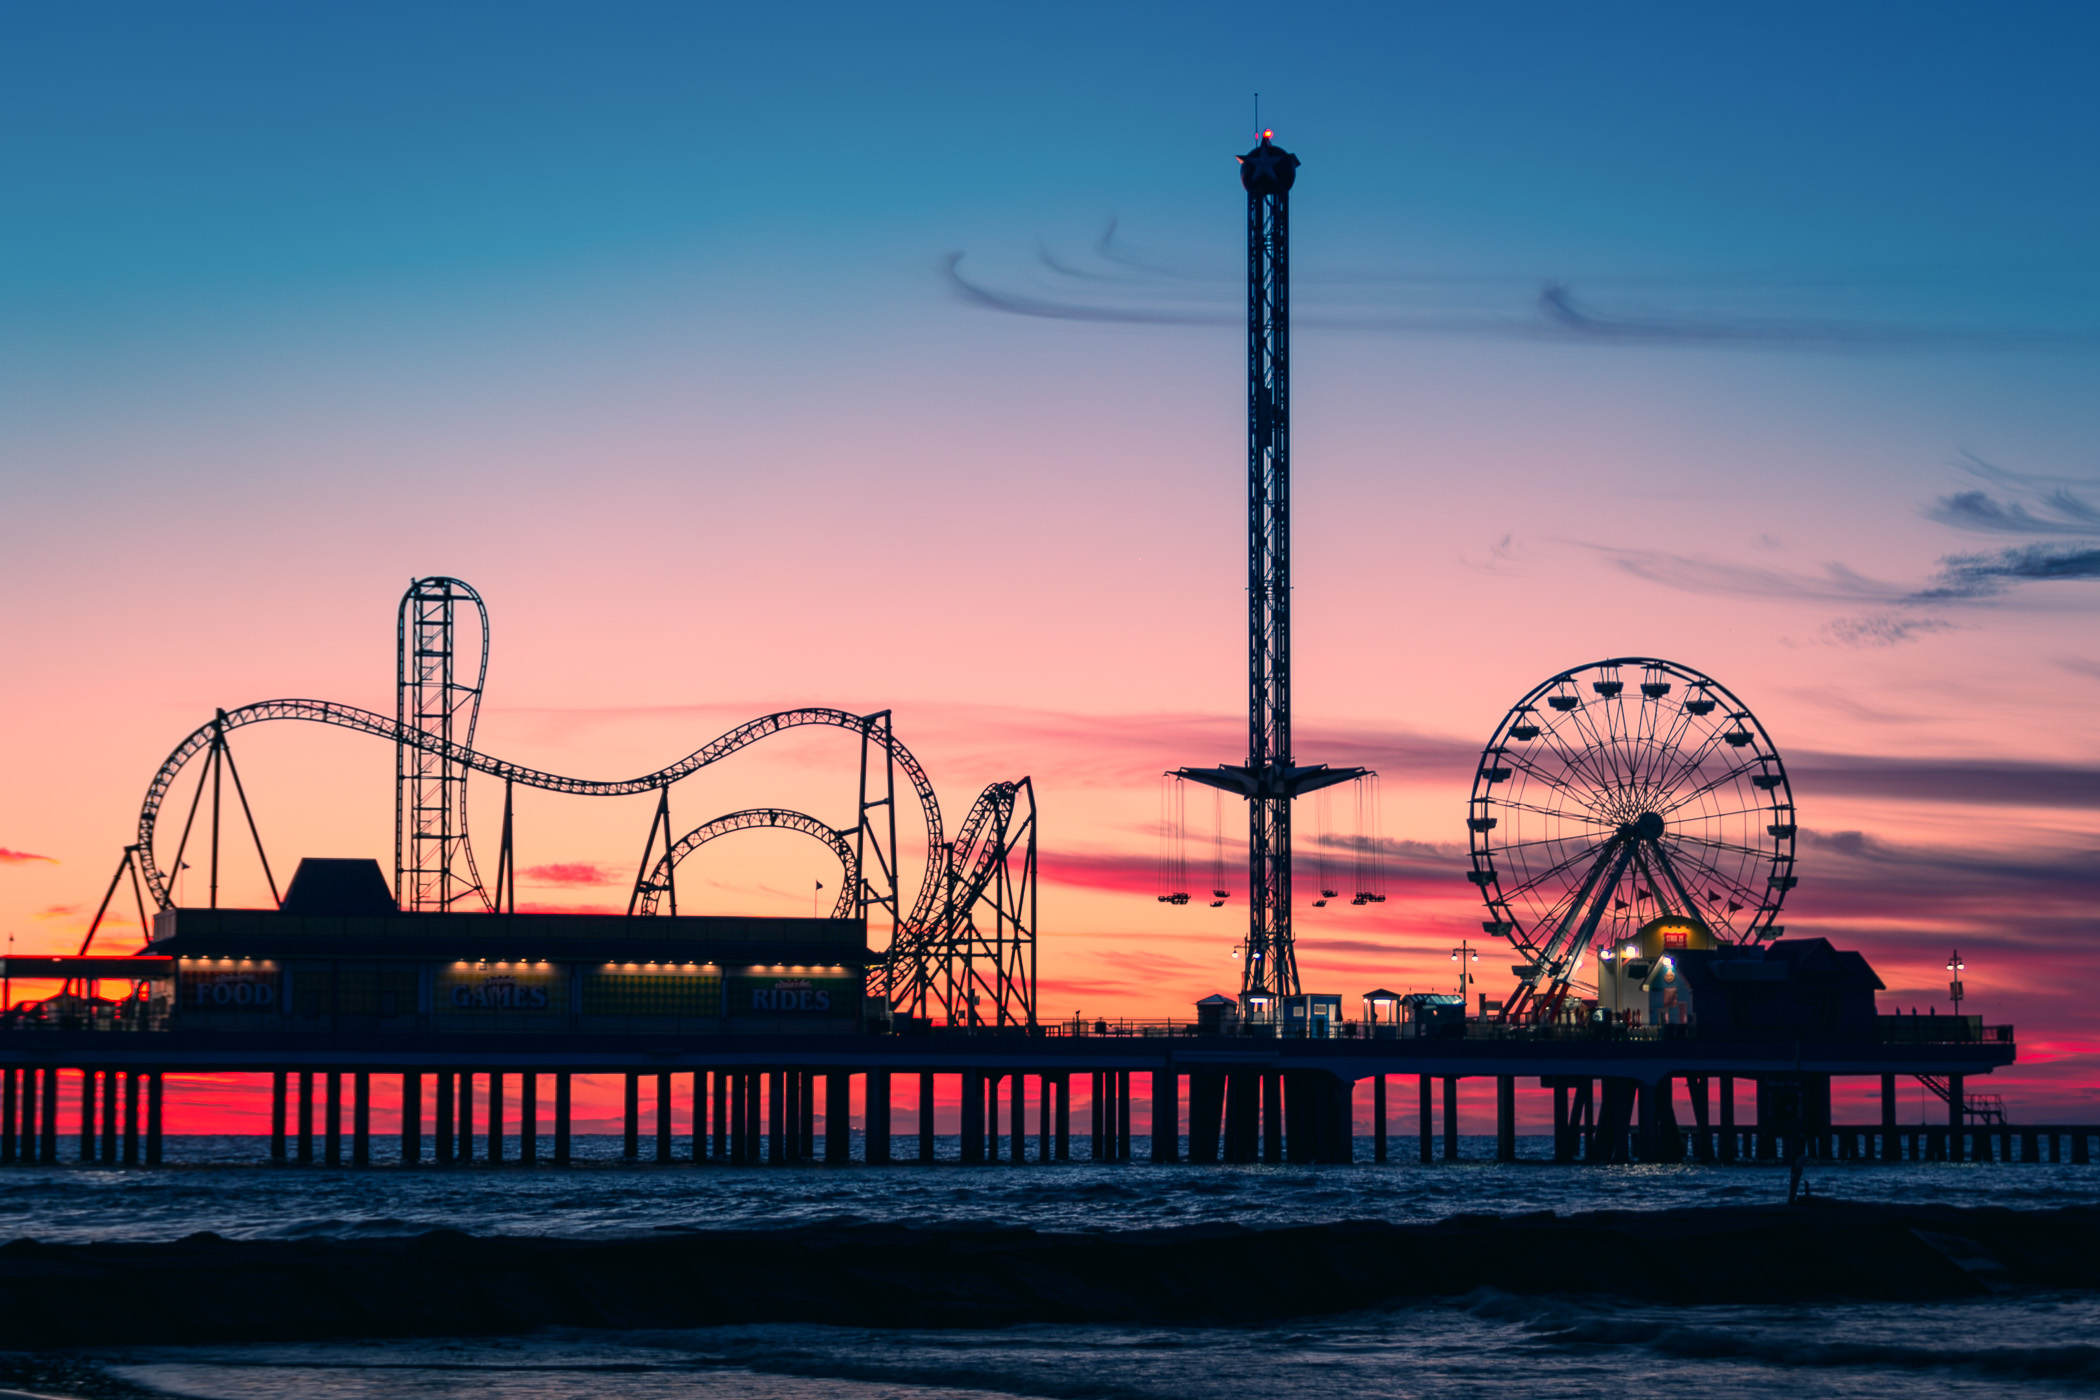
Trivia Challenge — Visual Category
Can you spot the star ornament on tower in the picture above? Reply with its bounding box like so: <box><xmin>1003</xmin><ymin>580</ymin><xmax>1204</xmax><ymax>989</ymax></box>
<box><xmin>1238</xmin><ymin>133</ymin><xmax>1299</xmax><ymax>194</ymax></box>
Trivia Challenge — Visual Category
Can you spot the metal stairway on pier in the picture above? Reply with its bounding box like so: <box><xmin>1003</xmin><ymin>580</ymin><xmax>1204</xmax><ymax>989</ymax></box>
<box><xmin>1918</xmin><ymin>1074</ymin><xmax>2007</xmax><ymax>1124</ymax></box>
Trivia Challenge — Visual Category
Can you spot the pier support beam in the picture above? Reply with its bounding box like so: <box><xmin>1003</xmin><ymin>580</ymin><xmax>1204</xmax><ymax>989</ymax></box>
<box><xmin>1373</xmin><ymin>1075</ymin><xmax>1387</xmax><ymax>1163</ymax></box>
<box><xmin>1151</xmin><ymin>1069</ymin><xmax>1178</xmax><ymax>1163</ymax></box>
<box><xmin>324</xmin><ymin>1072</ymin><xmax>341</xmax><ymax>1167</ymax></box>
<box><xmin>729</xmin><ymin>1072</ymin><xmax>748</xmax><ymax>1164</ymax></box>
<box><xmin>1284</xmin><ymin>1072</ymin><xmax>1312</xmax><ymax>1164</ymax></box>
<box><xmin>40</xmin><ymin>1068</ymin><xmax>57</xmax><ymax>1164</ymax></box>
<box><xmin>146</xmin><ymin>1073</ymin><xmax>163</xmax><ymax>1165</ymax></box>
<box><xmin>1688</xmin><ymin>1075</ymin><xmax>1712</xmax><ymax>1162</ymax></box>
<box><xmin>77</xmin><ymin>1068</ymin><xmax>94</xmax><ymax>1163</ymax></box>
<box><xmin>688</xmin><ymin>1072</ymin><xmax>703</xmax><ymax>1164</ymax></box>
<box><xmin>1496</xmin><ymin>1076</ymin><xmax>1516</xmax><ymax>1163</ymax></box>
<box><xmin>1261</xmin><ymin>1072</ymin><xmax>1282</xmax><ymax>1164</ymax></box>
<box><xmin>961</xmin><ymin>1068</ymin><xmax>985</xmax><ymax>1164</ymax></box>
<box><xmin>1442</xmin><ymin>1077</ymin><xmax>1459</xmax><ymax>1162</ymax></box>
<box><xmin>1119</xmin><ymin>1071</ymin><xmax>1133</xmax><ymax>1163</ymax></box>
<box><xmin>1036</xmin><ymin>1074</ymin><xmax>1052</xmax><ymax>1164</ymax></box>
<box><xmin>352</xmin><ymin>1072</ymin><xmax>369</xmax><ymax>1167</ymax></box>
<box><xmin>271</xmin><ymin>1071</ymin><xmax>288</xmax><ymax>1163</ymax></box>
<box><xmin>555</xmin><ymin>1072</ymin><xmax>572</xmax><ymax>1165</ymax></box>
<box><xmin>917</xmin><ymin>1072</ymin><xmax>935</xmax><ymax>1163</ymax></box>
<box><xmin>623</xmin><ymin>1073</ymin><xmax>640</xmax><ymax>1161</ymax></box>
<box><xmin>768</xmin><ymin>1069</ymin><xmax>786</xmax><ymax>1165</ymax></box>
<box><xmin>489</xmin><ymin>1072</ymin><xmax>505</xmax><ymax>1164</ymax></box>
<box><xmin>1719</xmin><ymin>1075</ymin><xmax>1736</xmax><ymax>1162</ymax></box>
<box><xmin>866</xmin><ymin>1069</ymin><xmax>891</xmax><ymax>1164</ymax></box>
<box><xmin>436</xmin><ymin>1071</ymin><xmax>454</xmax><ymax>1164</ymax></box>
<box><xmin>401</xmin><ymin>1073</ymin><xmax>421</xmax><ymax>1166</ymax></box>
<box><xmin>656</xmin><ymin>1071</ymin><xmax>673</xmax><ymax>1164</ymax></box>
<box><xmin>297</xmin><ymin>1071</ymin><xmax>314</xmax><ymax>1165</ymax></box>
<box><xmin>711</xmin><ymin>1070</ymin><xmax>728</xmax><ymax>1162</ymax></box>
<box><xmin>826</xmin><ymin>1071</ymin><xmax>851</xmax><ymax>1164</ymax></box>
<box><xmin>1188</xmin><ymin>1071</ymin><xmax>1223</xmax><ymax>1164</ymax></box>
<box><xmin>520</xmin><ymin>1073</ymin><xmax>537</xmax><ymax>1164</ymax></box>
<box><xmin>1948</xmin><ymin>1074</ymin><xmax>1965</xmax><ymax>1161</ymax></box>
<box><xmin>100</xmin><ymin>1071</ymin><xmax>117</xmax><ymax>1163</ymax></box>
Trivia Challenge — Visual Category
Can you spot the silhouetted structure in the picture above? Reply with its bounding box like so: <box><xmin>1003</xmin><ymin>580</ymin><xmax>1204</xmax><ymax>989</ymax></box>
<box><xmin>1175</xmin><ymin>132</ymin><xmax>1367</xmax><ymax>1006</ymax></box>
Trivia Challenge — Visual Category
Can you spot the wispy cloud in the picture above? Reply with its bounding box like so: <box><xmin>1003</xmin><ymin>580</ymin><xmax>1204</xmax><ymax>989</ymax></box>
<box><xmin>1914</xmin><ymin>542</ymin><xmax>2100</xmax><ymax>599</ymax></box>
<box><xmin>0</xmin><ymin>848</ymin><xmax>56</xmax><ymax>865</ymax></box>
<box><xmin>520</xmin><ymin>862</ymin><xmax>619</xmax><ymax>886</ymax></box>
<box><xmin>943</xmin><ymin>227</ymin><xmax>2099</xmax><ymax>354</ymax></box>
<box><xmin>1925</xmin><ymin>453</ymin><xmax>2100</xmax><ymax>536</ymax></box>
<box><xmin>1588</xmin><ymin>546</ymin><xmax>1907</xmax><ymax>602</ymax></box>
<box><xmin>1789</xmin><ymin>752</ymin><xmax>2100</xmax><ymax>809</ymax></box>
<box><xmin>1820</xmin><ymin>614</ymin><xmax>1955</xmax><ymax>648</ymax></box>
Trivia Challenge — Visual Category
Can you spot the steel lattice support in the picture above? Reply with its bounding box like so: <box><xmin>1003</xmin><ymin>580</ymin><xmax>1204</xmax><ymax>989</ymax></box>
<box><xmin>1174</xmin><ymin>134</ymin><xmax>1366</xmax><ymax>1009</ymax></box>
<box><xmin>395</xmin><ymin>577</ymin><xmax>490</xmax><ymax>912</ymax></box>
<box><xmin>1243</xmin><ymin>138</ymin><xmax>1295</xmax><ymax>1002</ymax></box>
<box><xmin>937</xmin><ymin>779</ymin><xmax>1037</xmax><ymax>1028</ymax></box>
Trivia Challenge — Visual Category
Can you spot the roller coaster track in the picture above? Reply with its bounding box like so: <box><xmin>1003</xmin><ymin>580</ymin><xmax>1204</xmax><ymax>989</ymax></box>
<box><xmin>135</xmin><ymin>702</ymin><xmax>949</xmax><ymax>930</ymax></box>
<box><xmin>635</xmin><ymin>808</ymin><xmax>859</xmax><ymax>920</ymax></box>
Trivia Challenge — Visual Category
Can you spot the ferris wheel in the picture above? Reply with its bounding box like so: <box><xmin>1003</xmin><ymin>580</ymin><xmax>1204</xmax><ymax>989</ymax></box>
<box><xmin>1466</xmin><ymin>658</ymin><xmax>1798</xmax><ymax>1023</ymax></box>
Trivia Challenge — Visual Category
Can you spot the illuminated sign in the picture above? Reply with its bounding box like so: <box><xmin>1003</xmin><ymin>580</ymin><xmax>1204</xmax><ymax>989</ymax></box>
<box><xmin>179</xmin><ymin>969</ymin><xmax>279</xmax><ymax>1011</ymax></box>
<box><xmin>436</xmin><ymin>967</ymin><xmax>565</xmax><ymax>1015</ymax></box>
<box><xmin>728</xmin><ymin>973</ymin><xmax>859</xmax><ymax>1016</ymax></box>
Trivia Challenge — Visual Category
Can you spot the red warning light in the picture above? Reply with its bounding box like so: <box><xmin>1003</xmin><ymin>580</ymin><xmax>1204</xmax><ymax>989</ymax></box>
<box><xmin>1260</xmin><ymin>128</ymin><xmax>1274</xmax><ymax>140</ymax></box>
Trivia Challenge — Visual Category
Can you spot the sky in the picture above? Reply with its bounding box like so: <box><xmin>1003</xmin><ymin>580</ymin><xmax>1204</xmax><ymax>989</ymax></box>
<box><xmin>2</xmin><ymin>3</ymin><xmax>2097</xmax><ymax>1128</ymax></box>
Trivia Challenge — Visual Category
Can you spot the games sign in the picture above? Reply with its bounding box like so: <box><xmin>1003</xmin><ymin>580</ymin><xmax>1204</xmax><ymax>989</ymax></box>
<box><xmin>435</xmin><ymin>967</ymin><xmax>566</xmax><ymax>1016</ymax></box>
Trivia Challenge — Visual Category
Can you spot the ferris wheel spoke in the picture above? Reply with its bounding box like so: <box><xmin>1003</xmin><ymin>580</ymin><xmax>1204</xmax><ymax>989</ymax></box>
<box><xmin>1647</xmin><ymin>722</ymin><xmax>1736</xmax><ymax>804</ymax></box>
<box><xmin>1666</xmin><ymin>831</ymin><xmax>1770</xmax><ymax>862</ymax></box>
<box><xmin>1528</xmin><ymin>717</ymin><xmax>1620</xmax><ymax>799</ymax></box>
<box><xmin>1493</xmin><ymin>830</ymin><xmax>1618</xmax><ymax>857</ymax></box>
<box><xmin>1656</xmin><ymin>854</ymin><xmax>1763</xmax><ymax>918</ymax></box>
<box><xmin>1489</xmin><ymin>795</ymin><xmax>1616</xmax><ymax>827</ymax></box>
<box><xmin>1669</xmin><ymin>802</ymin><xmax>1783</xmax><ymax>826</ymax></box>
<box><xmin>1657</xmin><ymin>755</ymin><xmax>1771</xmax><ymax>818</ymax></box>
<box><xmin>1558</xmin><ymin>703</ymin><xmax>1628</xmax><ymax>788</ymax></box>
<box><xmin>1492</xmin><ymin>744</ymin><xmax>1585</xmax><ymax>796</ymax></box>
<box><xmin>1497</xmin><ymin>839</ymin><xmax>1621</xmax><ymax>905</ymax></box>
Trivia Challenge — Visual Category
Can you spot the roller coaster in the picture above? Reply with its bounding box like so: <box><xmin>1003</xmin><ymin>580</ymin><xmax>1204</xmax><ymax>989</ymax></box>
<box><xmin>88</xmin><ymin>577</ymin><xmax>1036</xmax><ymax>1028</ymax></box>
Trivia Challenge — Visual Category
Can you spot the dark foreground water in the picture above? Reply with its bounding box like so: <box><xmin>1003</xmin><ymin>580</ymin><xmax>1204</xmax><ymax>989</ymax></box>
<box><xmin>7</xmin><ymin>1136</ymin><xmax>2100</xmax><ymax>1399</ymax></box>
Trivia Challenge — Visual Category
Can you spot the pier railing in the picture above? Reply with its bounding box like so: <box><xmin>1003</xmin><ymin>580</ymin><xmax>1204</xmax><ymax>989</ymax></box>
<box><xmin>940</xmin><ymin>1016</ymin><xmax>2017</xmax><ymax>1044</ymax></box>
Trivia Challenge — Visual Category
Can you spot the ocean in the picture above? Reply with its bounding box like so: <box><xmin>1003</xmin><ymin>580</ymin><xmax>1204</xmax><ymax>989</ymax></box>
<box><xmin>5</xmin><ymin>1137</ymin><xmax>2098</xmax><ymax>1399</ymax></box>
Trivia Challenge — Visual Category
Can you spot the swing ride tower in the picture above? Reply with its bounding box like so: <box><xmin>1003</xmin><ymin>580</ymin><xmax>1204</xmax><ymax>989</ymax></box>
<box><xmin>1174</xmin><ymin>132</ymin><xmax>1367</xmax><ymax>1006</ymax></box>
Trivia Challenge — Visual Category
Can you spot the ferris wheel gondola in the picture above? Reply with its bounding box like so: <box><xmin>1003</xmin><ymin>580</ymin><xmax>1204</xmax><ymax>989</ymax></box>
<box><xmin>1466</xmin><ymin>658</ymin><xmax>1798</xmax><ymax>1023</ymax></box>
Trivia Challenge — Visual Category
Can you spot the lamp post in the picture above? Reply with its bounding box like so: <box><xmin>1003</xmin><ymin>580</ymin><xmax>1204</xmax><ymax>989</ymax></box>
<box><xmin>1450</xmin><ymin>939</ymin><xmax>1480</xmax><ymax>1008</ymax></box>
<box><xmin>1947</xmin><ymin>949</ymin><xmax>1965</xmax><ymax>1015</ymax></box>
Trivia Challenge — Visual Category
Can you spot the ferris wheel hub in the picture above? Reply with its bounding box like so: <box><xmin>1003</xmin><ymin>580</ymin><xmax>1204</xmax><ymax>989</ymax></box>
<box><xmin>1634</xmin><ymin>811</ymin><xmax>1665</xmax><ymax>841</ymax></box>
